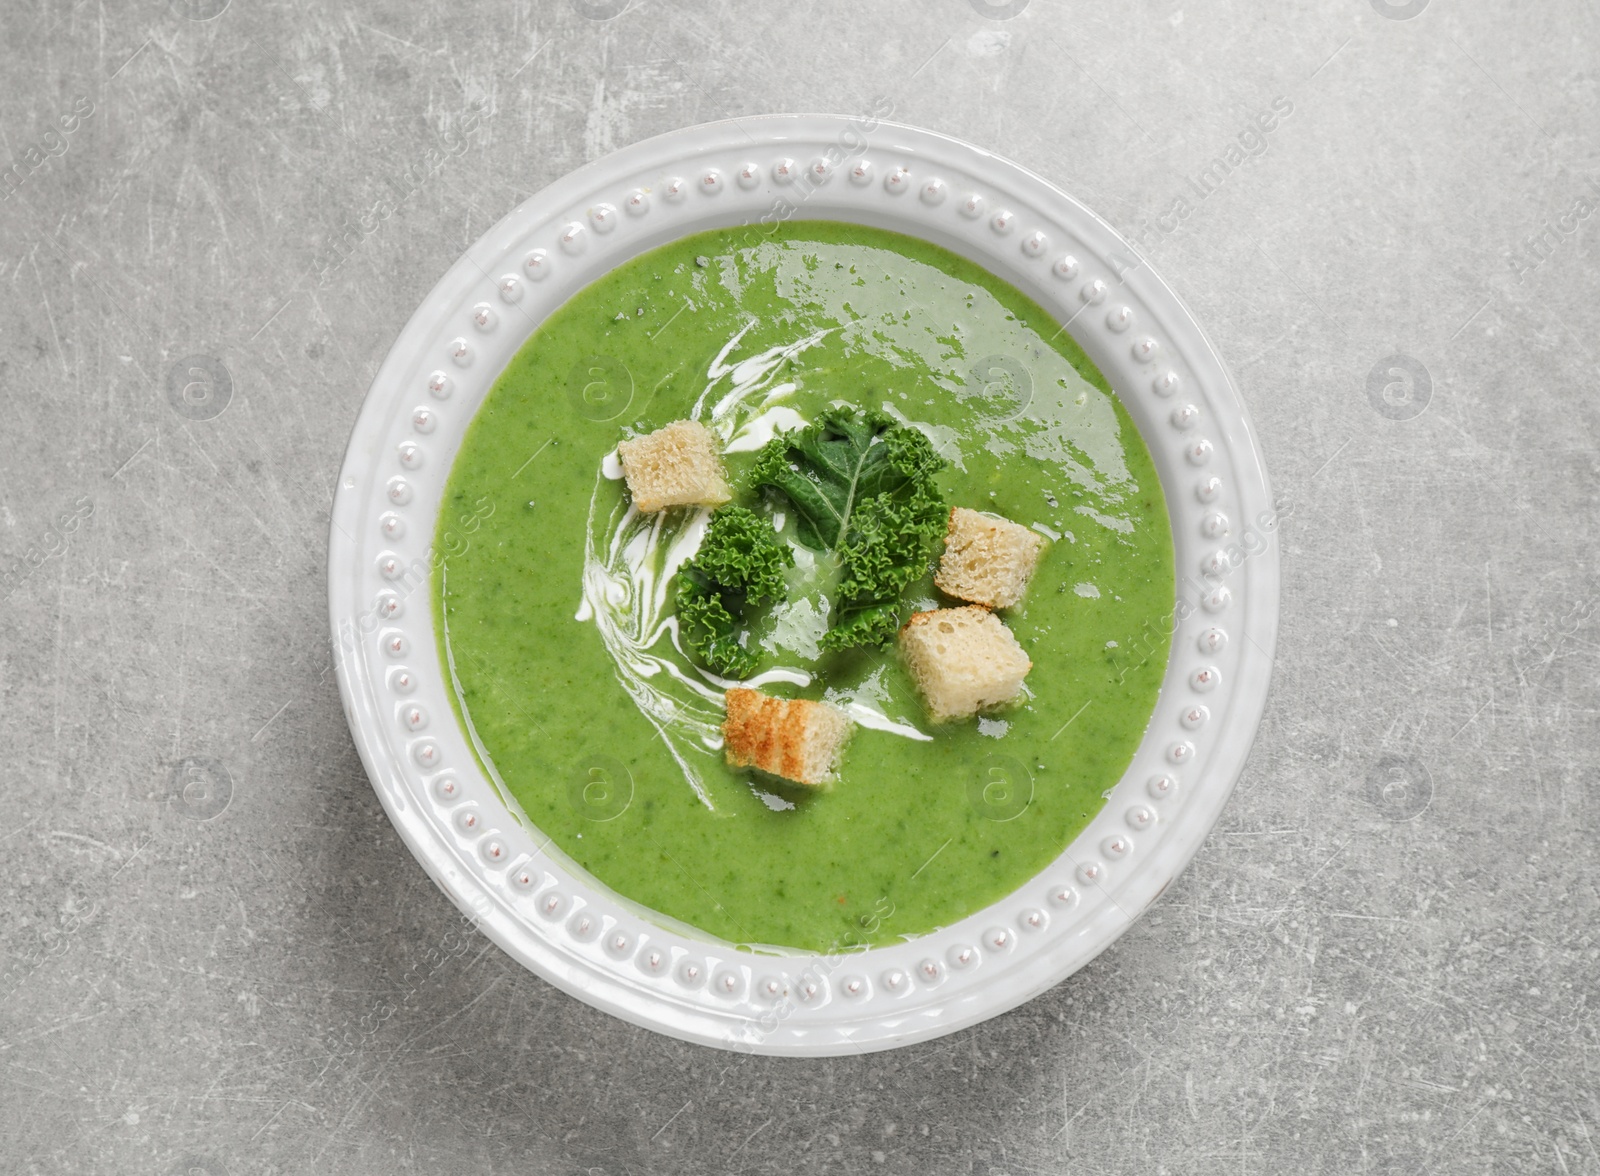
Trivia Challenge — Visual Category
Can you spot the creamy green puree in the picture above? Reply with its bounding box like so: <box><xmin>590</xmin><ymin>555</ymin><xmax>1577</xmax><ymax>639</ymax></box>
<box><xmin>433</xmin><ymin>221</ymin><xmax>1173</xmax><ymax>953</ymax></box>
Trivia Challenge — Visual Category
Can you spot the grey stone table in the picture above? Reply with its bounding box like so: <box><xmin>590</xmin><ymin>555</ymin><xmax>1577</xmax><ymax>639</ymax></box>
<box><xmin>3</xmin><ymin>0</ymin><xmax>1595</xmax><ymax>1171</ymax></box>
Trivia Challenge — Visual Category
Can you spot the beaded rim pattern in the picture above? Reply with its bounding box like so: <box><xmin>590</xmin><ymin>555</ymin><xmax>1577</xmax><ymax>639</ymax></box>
<box><xmin>329</xmin><ymin>115</ymin><xmax>1280</xmax><ymax>1056</ymax></box>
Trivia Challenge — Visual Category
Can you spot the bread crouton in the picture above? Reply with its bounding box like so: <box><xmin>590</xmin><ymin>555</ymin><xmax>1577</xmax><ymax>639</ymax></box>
<box><xmin>723</xmin><ymin>688</ymin><xmax>851</xmax><ymax>788</ymax></box>
<box><xmin>934</xmin><ymin>507</ymin><xmax>1046</xmax><ymax>609</ymax></box>
<box><xmin>899</xmin><ymin>606</ymin><xmax>1032</xmax><ymax>722</ymax></box>
<box><xmin>616</xmin><ymin>420</ymin><xmax>732</xmax><ymax>513</ymax></box>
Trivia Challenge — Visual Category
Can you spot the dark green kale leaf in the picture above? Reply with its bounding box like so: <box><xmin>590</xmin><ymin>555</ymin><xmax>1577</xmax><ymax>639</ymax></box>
<box><xmin>675</xmin><ymin>504</ymin><xmax>793</xmax><ymax>679</ymax></box>
<box><xmin>823</xmin><ymin>482</ymin><xmax>950</xmax><ymax>650</ymax></box>
<box><xmin>750</xmin><ymin>408</ymin><xmax>948</xmax><ymax>652</ymax></box>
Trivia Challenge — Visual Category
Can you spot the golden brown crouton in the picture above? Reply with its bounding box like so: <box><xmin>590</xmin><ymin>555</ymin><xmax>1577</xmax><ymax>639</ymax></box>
<box><xmin>723</xmin><ymin>688</ymin><xmax>852</xmax><ymax>788</ymax></box>
<box><xmin>616</xmin><ymin>420</ymin><xmax>732</xmax><ymax>513</ymax></box>
<box><xmin>934</xmin><ymin>507</ymin><xmax>1046</xmax><ymax>609</ymax></box>
<box><xmin>899</xmin><ymin>606</ymin><xmax>1032</xmax><ymax>722</ymax></box>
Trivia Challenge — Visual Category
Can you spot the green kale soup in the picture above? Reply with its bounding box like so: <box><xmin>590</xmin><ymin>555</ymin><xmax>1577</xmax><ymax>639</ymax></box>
<box><xmin>433</xmin><ymin>221</ymin><xmax>1174</xmax><ymax>953</ymax></box>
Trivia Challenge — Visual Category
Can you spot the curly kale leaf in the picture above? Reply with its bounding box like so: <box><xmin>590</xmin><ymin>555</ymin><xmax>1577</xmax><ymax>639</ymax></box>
<box><xmin>822</xmin><ymin>484</ymin><xmax>950</xmax><ymax>651</ymax></box>
<box><xmin>751</xmin><ymin>409</ymin><xmax>948</xmax><ymax>652</ymax></box>
<box><xmin>748</xmin><ymin>409</ymin><xmax>940</xmax><ymax>549</ymax></box>
<box><xmin>675</xmin><ymin>505</ymin><xmax>793</xmax><ymax>678</ymax></box>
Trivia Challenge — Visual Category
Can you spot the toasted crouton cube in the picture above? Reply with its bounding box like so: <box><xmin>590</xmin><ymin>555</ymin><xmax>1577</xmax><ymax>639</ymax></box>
<box><xmin>934</xmin><ymin>507</ymin><xmax>1046</xmax><ymax>609</ymax></box>
<box><xmin>616</xmin><ymin>420</ymin><xmax>732</xmax><ymax>513</ymax></box>
<box><xmin>899</xmin><ymin>606</ymin><xmax>1032</xmax><ymax>722</ymax></box>
<box><xmin>723</xmin><ymin>688</ymin><xmax>852</xmax><ymax>788</ymax></box>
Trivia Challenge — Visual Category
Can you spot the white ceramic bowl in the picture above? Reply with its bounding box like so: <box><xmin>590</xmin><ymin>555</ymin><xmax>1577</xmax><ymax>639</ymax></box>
<box><xmin>328</xmin><ymin>114</ymin><xmax>1279</xmax><ymax>1055</ymax></box>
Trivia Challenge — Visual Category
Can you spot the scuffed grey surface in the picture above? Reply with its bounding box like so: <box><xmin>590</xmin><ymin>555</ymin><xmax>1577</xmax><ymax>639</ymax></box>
<box><xmin>3</xmin><ymin>0</ymin><xmax>1597</xmax><ymax>1171</ymax></box>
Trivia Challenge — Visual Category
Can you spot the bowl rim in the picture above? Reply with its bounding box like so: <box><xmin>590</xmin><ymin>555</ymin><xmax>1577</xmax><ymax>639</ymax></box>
<box><xmin>328</xmin><ymin>112</ymin><xmax>1280</xmax><ymax>1055</ymax></box>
